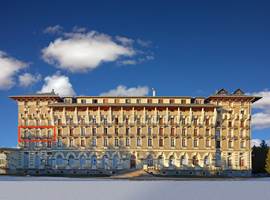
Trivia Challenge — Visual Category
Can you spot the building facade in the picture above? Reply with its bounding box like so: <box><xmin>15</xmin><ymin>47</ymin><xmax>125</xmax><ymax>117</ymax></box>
<box><xmin>8</xmin><ymin>88</ymin><xmax>260</xmax><ymax>176</ymax></box>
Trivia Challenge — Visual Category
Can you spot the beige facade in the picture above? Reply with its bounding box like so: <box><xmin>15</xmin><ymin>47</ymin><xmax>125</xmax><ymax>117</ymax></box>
<box><xmin>9</xmin><ymin>88</ymin><xmax>260</xmax><ymax>176</ymax></box>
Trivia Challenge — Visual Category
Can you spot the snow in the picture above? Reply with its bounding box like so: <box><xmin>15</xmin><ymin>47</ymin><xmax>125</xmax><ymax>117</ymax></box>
<box><xmin>0</xmin><ymin>176</ymin><xmax>270</xmax><ymax>200</ymax></box>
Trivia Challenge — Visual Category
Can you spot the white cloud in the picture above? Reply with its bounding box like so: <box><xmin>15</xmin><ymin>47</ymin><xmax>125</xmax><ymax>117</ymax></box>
<box><xmin>137</xmin><ymin>39</ymin><xmax>152</xmax><ymax>47</ymax></box>
<box><xmin>250</xmin><ymin>90</ymin><xmax>270</xmax><ymax>130</ymax></box>
<box><xmin>116</xmin><ymin>36</ymin><xmax>134</xmax><ymax>46</ymax></box>
<box><xmin>19</xmin><ymin>73</ymin><xmax>41</xmax><ymax>87</ymax></box>
<box><xmin>0</xmin><ymin>50</ymin><xmax>28</xmax><ymax>90</ymax></box>
<box><xmin>44</xmin><ymin>25</ymin><xmax>63</xmax><ymax>34</ymax></box>
<box><xmin>118</xmin><ymin>59</ymin><xmax>137</xmax><ymax>65</ymax></box>
<box><xmin>252</xmin><ymin>90</ymin><xmax>270</xmax><ymax>110</ymax></box>
<box><xmin>252</xmin><ymin>112</ymin><xmax>270</xmax><ymax>130</ymax></box>
<box><xmin>42</xmin><ymin>31</ymin><xmax>135</xmax><ymax>73</ymax></box>
<box><xmin>251</xmin><ymin>139</ymin><xmax>270</xmax><ymax>147</ymax></box>
<box><xmin>100</xmin><ymin>85</ymin><xmax>149</xmax><ymax>96</ymax></box>
<box><xmin>38</xmin><ymin>73</ymin><xmax>75</xmax><ymax>96</ymax></box>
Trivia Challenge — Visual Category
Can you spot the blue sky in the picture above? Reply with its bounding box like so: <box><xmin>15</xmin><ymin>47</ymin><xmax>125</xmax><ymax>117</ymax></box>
<box><xmin>0</xmin><ymin>0</ymin><xmax>270</xmax><ymax>147</ymax></box>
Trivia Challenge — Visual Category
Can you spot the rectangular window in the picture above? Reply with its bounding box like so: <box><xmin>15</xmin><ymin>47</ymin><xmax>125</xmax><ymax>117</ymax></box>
<box><xmin>115</xmin><ymin>128</ymin><xmax>118</xmax><ymax>136</ymax></box>
<box><xmin>148</xmin><ymin>138</ymin><xmax>152</xmax><ymax>147</ymax></box>
<box><xmin>126</xmin><ymin>138</ymin><xmax>130</xmax><ymax>146</ymax></box>
<box><xmin>115</xmin><ymin>138</ymin><xmax>119</xmax><ymax>147</ymax></box>
<box><xmin>104</xmin><ymin>127</ymin><xmax>108</xmax><ymax>135</ymax></box>
<box><xmin>171</xmin><ymin>138</ymin><xmax>175</xmax><ymax>147</ymax></box>
<box><xmin>159</xmin><ymin>128</ymin><xmax>163</xmax><ymax>136</ymax></box>
<box><xmin>137</xmin><ymin>137</ymin><xmax>141</xmax><ymax>146</ymax></box>
<box><xmin>137</xmin><ymin>128</ymin><xmax>141</xmax><ymax>136</ymax></box>
<box><xmin>92</xmin><ymin>138</ymin><xmax>96</xmax><ymax>147</ymax></box>
<box><xmin>126</xmin><ymin>128</ymin><xmax>129</xmax><ymax>136</ymax></box>
<box><xmin>92</xmin><ymin>128</ymin><xmax>96</xmax><ymax>136</ymax></box>
<box><xmin>206</xmin><ymin>139</ymin><xmax>211</xmax><ymax>147</ymax></box>
<box><xmin>182</xmin><ymin>138</ymin><xmax>187</xmax><ymax>147</ymax></box>
<box><xmin>194</xmin><ymin>139</ymin><xmax>198</xmax><ymax>147</ymax></box>
<box><xmin>104</xmin><ymin>138</ymin><xmax>108</xmax><ymax>147</ymax></box>
<box><xmin>159</xmin><ymin>138</ymin><xmax>163</xmax><ymax>147</ymax></box>
<box><xmin>81</xmin><ymin>139</ymin><xmax>85</xmax><ymax>147</ymax></box>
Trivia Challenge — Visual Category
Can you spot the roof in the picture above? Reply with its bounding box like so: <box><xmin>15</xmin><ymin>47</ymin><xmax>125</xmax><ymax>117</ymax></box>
<box><xmin>49</xmin><ymin>103</ymin><xmax>218</xmax><ymax>108</ymax></box>
<box><xmin>206</xmin><ymin>88</ymin><xmax>262</xmax><ymax>103</ymax></box>
<box><xmin>9</xmin><ymin>90</ymin><xmax>61</xmax><ymax>100</ymax></box>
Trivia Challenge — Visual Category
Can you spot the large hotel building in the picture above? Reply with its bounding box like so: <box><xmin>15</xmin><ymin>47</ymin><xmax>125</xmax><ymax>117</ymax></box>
<box><xmin>1</xmin><ymin>88</ymin><xmax>261</xmax><ymax>176</ymax></box>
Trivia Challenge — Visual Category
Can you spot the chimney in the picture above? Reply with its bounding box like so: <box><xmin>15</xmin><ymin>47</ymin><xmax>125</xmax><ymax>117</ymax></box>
<box><xmin>152</xmin><ymin>88</ymin><xmax>156</xmax><ymax>97</ymax></box>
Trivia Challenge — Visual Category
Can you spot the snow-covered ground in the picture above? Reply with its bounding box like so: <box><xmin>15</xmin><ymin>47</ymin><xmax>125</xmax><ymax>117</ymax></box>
<box><xmin>0</xmin><ymin>176</ymin><xmax>270</xmax><ymax>200</ymax></box>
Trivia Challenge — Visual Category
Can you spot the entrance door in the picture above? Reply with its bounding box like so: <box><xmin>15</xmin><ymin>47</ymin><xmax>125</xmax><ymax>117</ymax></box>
<box><xmin>130</xmin><ymin>155</ymin><xmax>136</xmax><ymax>168</ymax></box>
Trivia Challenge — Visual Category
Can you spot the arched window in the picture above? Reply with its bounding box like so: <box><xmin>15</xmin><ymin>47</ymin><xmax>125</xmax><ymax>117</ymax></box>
<box><xmin>79</xmin><ymin>155</ymin><xmax>86</xmax><ymax>168</ymax></box>
<box><xmin>157</xmin><ymin>155</ymin><xmax>163</xmax><ymax>167</ymax></box>
<box><xmin>180</xmin><ymin>155</ymin><xmax>186</xmax><ymax>166</ymax></box>
<box><xmin>239</xmin><ymin>157</ymin><xmax>245</xmax><ymax>168</ymax></box>
<box><xmin>192</xmin><ymin>156</ymin><xmax>199</xmax><ymax>166</ymax></box>
<box><xmin>56</xmin><ymin>155</ymin><xmax>64</xmax><ymax>166</ymax></box>
<box><xmin>169</xmin><ymin>155</ymin><xmax>175</xmax><ymax>167</ymax></box>
<box><xmin>102</xmin><ymin>155</ymin><xmax>108</xmax><ymax>169</ymax></box>
<box><xmin>91</xmin><ymin>155</ymin><xmax>97</xmax><ymax>169</ymax></box>
<box><xmin>34</xmin><ymin>154</ymin><xmax>41</xmax><ymax>168</ymax></box>
<box><xmin>204</xmin><ymin>156</ymin><xmax>210</xmax><ymax>166</ymax></box>
<box><xmin>112</xmin><ymin>155</ymin><xmax>119</xmax><ymax>169</ymax></box>
<box><xmin>68</xmin><ymin>155</ymin><xmax>75</xmax><ymax>167</ymax></box>
<box><xmin>147</xmin><ymin>155</ymin><xmax>153</xmax><ymax>167</ymax></box>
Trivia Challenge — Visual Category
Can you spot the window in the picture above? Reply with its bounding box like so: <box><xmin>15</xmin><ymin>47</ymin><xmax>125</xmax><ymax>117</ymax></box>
<box><xmin>104</xmin><ymin>138</ymin><xmax>108</xmax><ymax>147</ymax></box>
<box><xmin>104</xmin><ymin>128</ymin><xmax>108</xmax><ymax>135</ymax></box>
<box><xmin>204</xmin><ymin>156</ymin><xmax>210</xmax><ymax>166</ymax></box>
<box><xmin>126</xmin><ymin>128</ymin><xmax>129</xmax><ymax>136</ymax></box>
<box><xmin>81</xmin><ymin>99</ymin><xmax>86</xmax><ymax>104</ymax></box>
<box><xmin>182</xmin><ymin>128</ymin><xmax>186</xmax><ymax>136</ymax></box>
<box><xmin>47</xmin><ymin>141</ymin><xmax>52</xmax><ymax>148</ymax></box>
<box><xmin>57</xmin><ymin>138</ymin><xmax>62</xmax><ymax>147</ymax></box>
<box><xmin>194</xmin><ymin>129</ymin><xmax>198</xmax><ymax>136</ymax></box>
<box><xmin>227</xmin><ymin>157</ymin><xmax>232</xmax><ymax>167</ymax></box>
<box><xmin>205</xmin><ymin>118</ymin><xmax>209</xmax><ymax>126</ymax></box>
<box><xmin>147</xmin><ymin>99</ymin><xmax>152</xmax><ymax>104</ymax></box>
<box><xmin>81</xmin><ymin>127</ymin><xmax>85</xmax><ymax>136</ymax></box>
<box><xmin>125</xmin><ymin>99</ymin><xmax>131</xmax><ymax>104</ymax></box>
<box><xmin>206</xmin><ymin>139</ymin><xmax>211</xmax><ymax>147</ymax></box>
<box><xmin>194</xmin><ymin>139</ymin><xmax>199</xmax><ymax>147</ymax></box>
<box><xmin>81</xmin><ymin>139</ymin><xmax>85</xmax><ymax>147</ymax></box>
<box><xmin>92</xmin><ymin>138</ymin><xmax>96</xmax><ymax>147</ymax></box>
<box><xmin>137</xmin><ymin>128</ymin><xmax>141</xmax><ymax>136</ymax></box>
<box><xmin>182</xmin><ymin>138</ymin><xmax>187</xmax><ymax>147</ymax></box>
<box><xmin>148</xmin><ymin>127</ymin><xmax>151</xmax><ymax>135</ymax></box>
<box><xmin>239</xmin><ymin>157</ymin><xmax>245</xmax><ymax>167</ymax></box>
<box><xmin>115</xmin><ymin>138</ymin><xmax>119</xmax><ymax>147</ymax></box>
<box><xmin>92</xmin><ymin>99</ymin><xmax>98</xmax><ymax>104</ymax></box>
<box><xmin>115</xmin><ymin>128</ymin><xmax>119</xmax><ymax>136</ymax></box>
<box><xmin>148</xmin><ymin>138</ymin><xmax>152</xmax><ymax>147</ymax></box>
<box><xmin>92</xmin><ymin>128</ymin><xmax>96</xmax><ymax>136</ymax></box>
<box><xmin>194</xmin><ymin>118</ymin><xmax>198</xmax><ymax>126</ymax></box>
<box><xmin>228</xmin><ymin>140</ymin><xmax>233</xmax><ymax>148</ymax></box>
<box><xmin>158</xmin><ymin>99</ymin><xmax>163</xmax><ymax>104</ymax></box>
<box><xmin>181</xmin><ymin>99</ymin><xmax>186</xmax><ymax>104</ymax></box>
<box><xmin>159</xmin><ymin>128</ymin><xmax>163</xmax><ymax>136</ymax></box>
<box><xmin>171</xmin><ymin>138</ymin><xmax>175</xmax><ymax>147</ymax></box>
<box><xmin>115</xmin><ymin>118</ymin><xmax>119</xmax><ymax>125</ymax></box>
<box><xmin>137</xmin><ymin>137</ymin><xmax>141</xmax><ymax>146</ymax></box>
<box><xmin>169</xmin><ymin>99</ymin><xmax>175</xmax><ymax>104</ymax></box>
<box><xmin>171</xmin><ymin>128</ymin><xmax>175</xmax><ymax>136</ymax></box>
<box><xmin>240</xmin><ymin>120</ymin><xmax>244</xmax><ymax>128</ymax></box>
<box><xmin>136</xmin><ymin>99</ymin><xmax>141</xmax><ymax>104</ymax></box>
<box><xmin>192</xmin><ymin>156</ymin><xmax>198</xmax><ymax>166</ymax></box>
<box><xmin>205</xmin><ymin>129</ymin><xmax>210</xmax><ymax>136</ymax></box>
<box><xmin>159</xmin><ymin>138</ymin><xmax>163</xmax><ymax>147</ymax></box>
<box><xmin>228</xmin><ymin>121</ymin><xmax>232</xmax><ymax>128</ymax></box>
<box><xmin>215</xmin><ymin>141</ymin><xmax>220</xmax><ymax>148</ymax></box>
<box><xmin>126</xmin><ymin>137</ymin><xmax>130</xmax><ymax>146</ymax></box>
<box><xmin>70</xmin><ymin>138</ymin><xmax>74</xmax><ymax>147</ymax></box>
<box><xmin>240</xmin><ymin>140</ymin><xmax>245</xmax><ymax>148</ymax></box>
